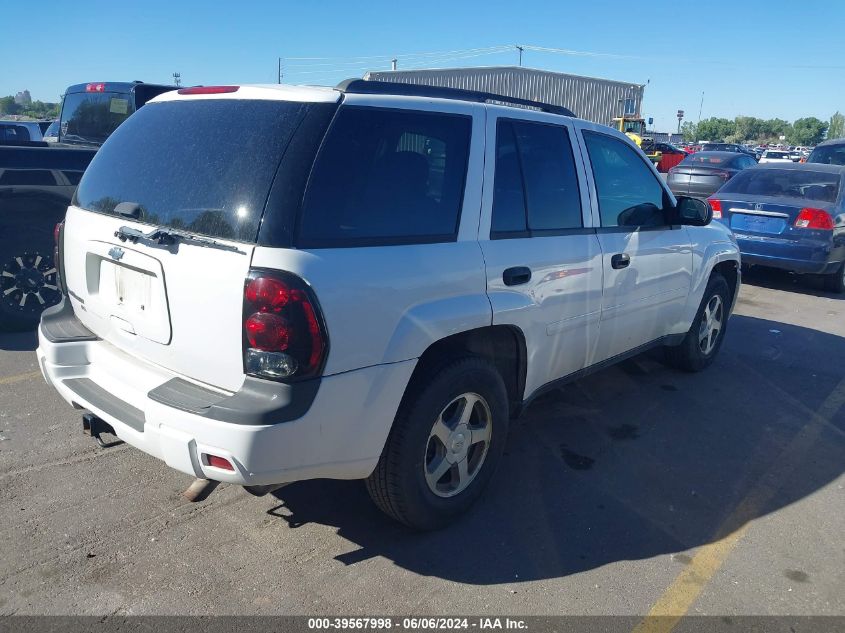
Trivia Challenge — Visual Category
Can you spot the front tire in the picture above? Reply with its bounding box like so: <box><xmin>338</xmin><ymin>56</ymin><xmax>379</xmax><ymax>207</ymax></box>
<box><xmin>366</xmin><ymin>357</ymin><xmax>509</xmax><ymax>530</ymax></box>
<box><xmin>665</xmin><ymin>273</ymin><xmax>731</xmax><ymax>372</ymax></box>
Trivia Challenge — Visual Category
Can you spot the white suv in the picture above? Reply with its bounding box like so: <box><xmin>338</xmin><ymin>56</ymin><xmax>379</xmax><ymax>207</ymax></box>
<box><xmin>37</xmin><ymin>80</ymin><xmax>740</xmax><ymax>529</ymax></box>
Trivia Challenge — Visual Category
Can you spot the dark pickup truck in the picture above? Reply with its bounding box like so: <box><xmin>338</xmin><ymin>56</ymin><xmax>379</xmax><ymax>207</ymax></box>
<box><xmin>0</xmin><ymin>81</ymin><xmax>174</xmax><ymax>330</ymax></box>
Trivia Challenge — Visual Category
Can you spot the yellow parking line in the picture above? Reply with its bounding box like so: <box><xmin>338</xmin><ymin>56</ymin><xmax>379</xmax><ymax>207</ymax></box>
<box><xmin>0</xmin><ymin>370</ymin><xmax>42</xmax><ymax>386</ymax></box>
<box><xmin>632</xmin><ymin>375</ymin><xmax>845</xmax><ymax>633</ymax></box>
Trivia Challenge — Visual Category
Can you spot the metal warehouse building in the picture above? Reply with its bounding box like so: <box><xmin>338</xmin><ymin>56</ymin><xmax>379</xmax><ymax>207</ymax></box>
<box><xmin>365</xmin><ymin>66</ymin><xmax>645</xmax><ymax>126</ymax></box>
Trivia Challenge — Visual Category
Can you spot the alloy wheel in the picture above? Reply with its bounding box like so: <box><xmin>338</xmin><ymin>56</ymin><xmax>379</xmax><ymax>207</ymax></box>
<box><xmin>423</xmin><ymin>392</ymin><xmax>492</xmax><ymax>498</ymax></box>
<box><xmin>698</xmin><ymin>294</ymin><xmax>723</xmax><ymax>356</ymax></box>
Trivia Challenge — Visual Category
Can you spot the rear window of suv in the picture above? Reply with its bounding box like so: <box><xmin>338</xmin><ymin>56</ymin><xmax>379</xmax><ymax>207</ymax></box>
<box><xmin>296</xmin><ymin>107</ymin><xmax>471</xmax><ymax>247</ymax></box>
<box><xmin>74</xmin><ymin>99</ymin><xmax>322</xmax><ymax>242</ymax></box>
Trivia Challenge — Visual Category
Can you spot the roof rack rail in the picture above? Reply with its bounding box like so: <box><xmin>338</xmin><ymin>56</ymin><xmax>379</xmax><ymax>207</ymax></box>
<box><xmin>336</xmin><ymin>79</ymin><xmax>576</xmax><ymax>118</ymax></box>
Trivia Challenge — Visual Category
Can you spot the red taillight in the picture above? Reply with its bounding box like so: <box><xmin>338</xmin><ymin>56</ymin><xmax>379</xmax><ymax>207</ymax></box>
<box><xmin>794</xmin><ymin>208</ymin><xmax>834</xmax><ymax>230</ymax></box>
<box><xmin>204</xmin><ymin>454</ymin><xmax>234</xmax><ymax>471</ymax></box>
<box><xmin>708</xmin><ymin>199</ymin><xmax>723</xmax><ymax>219</ymax></box>
<box><xmin>177</xmin><ymin>85</ymin><xmax>239</xmax><ymax>95</ymax></box>
<box><xmin>85</xmin><ymin>83</ymin><xmax>106</xmax><ymax>92</ymax></box>
<box><xmin>243</xmin><ymin>271</ymin><xmax>327</xmax><ymax>381</ymax></box>
<box><xmin>245</xmin><ymin>277</ymin><xmax>289</xmax><ymax>311</ymax></box>
<box><xmin>245</xmin><ymin>312</ymin><xmax>290</xmax><ymax>350</ymax></box>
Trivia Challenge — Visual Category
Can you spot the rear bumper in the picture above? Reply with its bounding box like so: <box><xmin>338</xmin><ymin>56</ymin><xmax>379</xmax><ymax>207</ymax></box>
<box><xmin>734</xmin><ymin>233</ymin><xmax>841</xmax><ymax>274</ymax></box>
<box><xmin>37</xmin><ymin>302</ymin><xmax>415</xmax><ymax>486</ymax></box>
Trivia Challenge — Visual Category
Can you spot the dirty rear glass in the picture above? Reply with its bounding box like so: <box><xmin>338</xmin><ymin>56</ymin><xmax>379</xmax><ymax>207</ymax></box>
<box><xmin>74</xmin><ymin>99</ymin><xmax>314</xmax><ymax>242</ymax></box>
<box><xmin>720</xmin><ymin>169</ymin><xmax>841</xmax><ymax>203</ymax></box>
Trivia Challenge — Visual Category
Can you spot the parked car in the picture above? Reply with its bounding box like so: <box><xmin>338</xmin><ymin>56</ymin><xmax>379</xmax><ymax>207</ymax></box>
<box><xmin>709</xmin><ymin>163</ymin><xmax>845</xmax><ymax>292</ymax></box>
<box><xmin>648</xmin><ymin>142</ymin><xmax>688</xmax><ymax>173</ymax></box>
<box><xmin>806</xmin><ymin>138</ymin><xmax>845</xmax><ymax>166</ymax></box>
<box><xmin>700</xmin><ymin>142</ymin><xmax>757</xmax><ymax>159</ymax></box>
<box><xmin>759</xmin><ymin>149</ymin><xmax>793</xmax><ymax>164</ymax></box>
<box><xmin>0</xmin><ymin>81</ymin><xmax>175</xmax><ymax>330</ymax></box>
<box><xmin>42</xmin><ymin>120</ymin><xmax>60</xmax><ymax>143</ymax></box>
<box><xmin>37</xmin><ymin>80</ymin><xmax>739</xmax><ymax>529</ymax></box>
<box><xmin>667</xmin><ymin>151</ymin><xmax>757</xmax><ymax>199</ymax></box>
<box><xmin>0</xmin><ymin>120</ymin><xmax>44</xmax><ymax>143</ymax></box>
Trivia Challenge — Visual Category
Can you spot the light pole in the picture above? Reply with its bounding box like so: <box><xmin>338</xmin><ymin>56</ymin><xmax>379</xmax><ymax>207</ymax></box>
<box><xmin>516</xmin><ymin>45</ymin><xmax>524</xmax><ymax>67</ymax></box>
<box><xmin>172</xmin><ymin>72</ymin><xmax>181</xmax><ymax>87</ymax></box>
<box><xmin>677</xmin><ymin>109</ymin><xmax>684</xmax><ymax>135</ymax></box>
<box><xmin>278</xmin><ymin>58</ymin><xmax>283</xmax><ymax>84</ymax></box>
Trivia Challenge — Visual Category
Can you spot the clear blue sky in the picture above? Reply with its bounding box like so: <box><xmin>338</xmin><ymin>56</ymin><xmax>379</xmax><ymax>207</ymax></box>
<box><xmin>5</xmin><ymin>0</ymin><xmax>843</xmax><ymax>132</ymax></box>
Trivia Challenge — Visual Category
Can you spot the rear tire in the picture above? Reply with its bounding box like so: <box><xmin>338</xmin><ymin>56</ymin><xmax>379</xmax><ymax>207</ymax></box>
<box><xmin>366</xmin><ymin>357</ymin><xmax>509</xmax><ymax>530</ymax></box>
<box><xmin>665</xmin><ymin>273</ymin><xmax>730</xmax><ymax>372</ymax></box>
<box><xmin>823</xmin><ymin>262</ymin><xmax>845</xmax><ymax>294</ymax></box>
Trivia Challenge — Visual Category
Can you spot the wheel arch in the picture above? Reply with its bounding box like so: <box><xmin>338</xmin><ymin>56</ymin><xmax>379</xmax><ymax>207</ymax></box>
<box><xmin>406</xmin><ymin>325</ymin><xmax>528</xmax><ymax>418</ymax></box>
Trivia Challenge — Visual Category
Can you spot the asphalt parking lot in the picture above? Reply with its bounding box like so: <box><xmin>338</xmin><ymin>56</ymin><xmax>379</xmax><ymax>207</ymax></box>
<box><xmin>0</xmin><ymin>268</ymin><xmax>843</xmax><ymax>618</ymax></box>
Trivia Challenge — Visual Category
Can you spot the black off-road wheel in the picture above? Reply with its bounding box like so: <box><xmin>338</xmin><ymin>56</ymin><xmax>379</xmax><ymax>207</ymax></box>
<box><xmin>0</xmin><ymin>251</ymin><xmax>61</xmax><ymax>331</ymax></box>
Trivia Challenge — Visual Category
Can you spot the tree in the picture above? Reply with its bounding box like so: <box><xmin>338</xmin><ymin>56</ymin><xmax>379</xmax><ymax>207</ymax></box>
<box><xmin>828</xmin><ymin>111</ymin><xmax>845</xmax><ymax>140</ymax></box>
<box><xmin>733</xmin><ymin>116</ymin><xmax>762</xmax><ymax>143</ymax></box>
<box><xmin>789</xmin><ymin>117</ymin><xmax>828</xmax><ymax>146</ymax></box>
<box><xmin>695</xmin><ymin>117</ymin><xmax>735</xmax><ymax>142</ymax></box>
<box><xmin>680</xmin><ymin>120</ymin><xmax>697</xmax><ymax>142</ymax></box>
<box><xmin>0</xmin><ymin>96</ymin><xmax>21</xmax><ymax>115</ymax></box>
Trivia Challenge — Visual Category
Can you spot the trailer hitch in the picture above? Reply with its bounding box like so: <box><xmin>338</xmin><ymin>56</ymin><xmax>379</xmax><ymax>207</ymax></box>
<box><xmin>82</xmin><ymin>413</ymin><xmax>123</xmax><ymax>448</ymax></box>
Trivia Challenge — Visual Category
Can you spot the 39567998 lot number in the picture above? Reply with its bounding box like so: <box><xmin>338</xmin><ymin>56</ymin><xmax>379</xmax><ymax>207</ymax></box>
<box><xmin>308</xmin><ymin>617</ymin><xmax>472</xmax><ymax>630</ymax></box>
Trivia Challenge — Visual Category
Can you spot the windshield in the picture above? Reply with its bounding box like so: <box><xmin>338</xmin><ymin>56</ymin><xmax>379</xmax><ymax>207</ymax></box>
<box><xmin>765</xmin><ymin>152</ymin><xmax>789</xmax><ymax>159</ymax></box>
<box><xmin>60</xmin><ymin>91</ymin><xmax>134</xmax><ymax>145</ymax></box>
<box><xmin>720</xmin><ymin>169</ymin><xmax>841</xmax><ymax>202</ymax></box>
<box><xmin>807</xmin><ymin>144</ymin><xmax>845</xmax><ymax>166</ymax></box>
<box><xmin>73</xmin><ymin>99</ymin><xmax>325</xmax><ymax>242</ymax></box>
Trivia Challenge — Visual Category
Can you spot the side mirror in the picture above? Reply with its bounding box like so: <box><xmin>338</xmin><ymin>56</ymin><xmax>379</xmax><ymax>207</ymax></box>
<box><xmin>675</xmin><ymin>196</ymin><xmax>713</xmax><ymax>226</ymax></box>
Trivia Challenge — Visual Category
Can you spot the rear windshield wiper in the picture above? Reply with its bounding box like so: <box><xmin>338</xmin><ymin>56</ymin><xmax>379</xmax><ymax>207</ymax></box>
<box><xmin>114</xmin><ymin>226</ymin><xmax>245</xmax><ymax>254</ymax></box>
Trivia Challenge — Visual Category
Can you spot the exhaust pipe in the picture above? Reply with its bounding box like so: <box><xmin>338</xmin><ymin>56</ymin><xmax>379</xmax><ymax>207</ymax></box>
<box><xmin>183</xmin><ymin>478</ymin><xmax>220</xmax><ymax>502</ymax></box>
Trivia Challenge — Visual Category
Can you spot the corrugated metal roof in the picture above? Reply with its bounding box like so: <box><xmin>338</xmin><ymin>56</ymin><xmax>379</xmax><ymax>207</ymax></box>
<box><xmin>365</xmin><ymin>66</ymin><xmax>644</xmax><ymax>125</ymax></box>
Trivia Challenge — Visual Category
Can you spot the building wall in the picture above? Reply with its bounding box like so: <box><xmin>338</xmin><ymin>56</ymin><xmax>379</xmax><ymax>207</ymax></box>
<box><xmin>365</xmin><ymin>66</ymin><xmax>644</xmax><ymax>126</ymax></box>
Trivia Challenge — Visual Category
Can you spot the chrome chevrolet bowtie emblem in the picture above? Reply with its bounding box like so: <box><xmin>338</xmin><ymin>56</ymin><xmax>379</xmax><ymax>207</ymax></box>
<box><xmin>108</xmin><ymin>246</ymin><xmax>125</xmax><ymax>261</ymax></box>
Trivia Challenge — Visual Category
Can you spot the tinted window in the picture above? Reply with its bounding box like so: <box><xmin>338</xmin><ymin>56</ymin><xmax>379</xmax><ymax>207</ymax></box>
<box><xmin>74</xmin><ymin>100</ymin><xmax>315</xmax><ymax>242</ymax></box>
<box><xmin>583</xmin><ymin>131</ymin><xmax>667</xmax><ymax>227</ymax></box>
<box><xmin>808</xmin><ymin>144</ymin><xmax>845</xmax><ymax>166</ymax></box>
<box><xmin>491</xmin><ymin>122</ymin><xmax>526</xmax><ymax>233</ymax></box>
<box><xmin>764</xmin><ymin>152</ymin><xmax>789</xmax><ymax>159</ymax></box>
<box><xmin>298</xmin><ymin>107</ymin><xmax>471</xmax><ymax>246</ymax></box>
<box><xmin>0</xmin><ymin>124</ymin><xmax>31</xmax><ymax>142</ymax></box>
<box><xmin>60</xmin><ymin>91</ymin><xmax>134</xmax><ymax>145</ymax></box>
<box><xmin>491</xmin><ymin>120</ymin><xmax>582</xmax><ymax>236</ymax></box>
<box><xmin>0</xmin><ymin>169</ymin><xmax>56</xmax><ymax>186</ymax></box>
<box><xmin>720</xmin><ymin>169</ymin><xmax>840</xmax><ymax>202</ymax></box>
<box><xmin>686</xmin><ymin>153</ymin><xmax>728</xmax><ymax>165</ymax></box>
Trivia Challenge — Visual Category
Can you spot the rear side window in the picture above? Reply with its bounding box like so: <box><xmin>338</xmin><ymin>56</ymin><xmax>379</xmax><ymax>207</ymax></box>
<box><xmin>720</xmin><ymin>169</ymin><xmax>841</xmax><ymax>202</ymax></box>
<box><xmin>74</xmin><ymin>99</ymin><xmax>316</xmax><ymax>242</ymax></box>
<box><xmin>583</xmin><ymin>131</ymin><xmax>668</xmax><ymax>228</ymax></box>
<box><xmin>297</xmin><ymin>107</ymin><xmax>471</xmax><ymax>247</ymax></box>
<box><xmin>491</xmin><ymin>120</ymin><xmax>582</xmax><ymax>237</ymax></box>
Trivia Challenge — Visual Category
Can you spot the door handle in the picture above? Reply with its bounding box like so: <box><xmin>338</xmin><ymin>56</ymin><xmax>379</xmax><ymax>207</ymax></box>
<box><xmin>611</xmin><ymin>253</ymin><xmax>630</xmax><ymax>269</ymax></box>
<box><xmin>503</xmin><ymin>266</ymin><xmax>532</xmax><ymax>286</ymax></box>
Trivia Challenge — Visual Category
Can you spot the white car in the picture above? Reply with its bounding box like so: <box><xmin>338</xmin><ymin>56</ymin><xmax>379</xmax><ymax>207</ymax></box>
<box><xmin>37</xmin><ymin>80</ymin><xmax>740</xmax><ymax>529</ymax></box>
<box><xmin>759</xmin><ymin>149</ymin><xmax>794</xmax><ymax>164</ymax></box>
